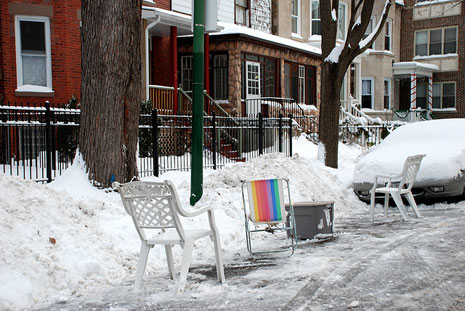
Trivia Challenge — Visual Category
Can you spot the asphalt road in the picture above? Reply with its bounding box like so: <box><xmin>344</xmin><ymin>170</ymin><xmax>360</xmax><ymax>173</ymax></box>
<box><xmin>34</xmin><ymin>206</ymin><xmax>465</xmax><ymax>311</ymax></box>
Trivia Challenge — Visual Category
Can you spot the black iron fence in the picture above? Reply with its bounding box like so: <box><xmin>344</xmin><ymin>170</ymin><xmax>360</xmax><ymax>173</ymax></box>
<box><xmin>1</xmin><ymin>102</ymin><xmax>293</xmax><ymax>182</ymax></box>
<box><xmin>0</xmin><ymin>102</ymin><xmax>79</xmax><ymax>183</ymax></box>
<box><xmin>138</xmin><ymin>110</ymin><xmax>293</xmax><ymax>177</ymax></box>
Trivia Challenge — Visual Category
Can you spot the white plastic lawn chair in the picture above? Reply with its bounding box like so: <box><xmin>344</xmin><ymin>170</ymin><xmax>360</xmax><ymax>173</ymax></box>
<box><xmin>370</xmin><ymin>154</ymin><xmax>426</xmax><ymax>221</ymax></box>
<box><xmin>113</xmin><ymin>180</ymin><xmax>225</xmax><ymax>293</ymax></box>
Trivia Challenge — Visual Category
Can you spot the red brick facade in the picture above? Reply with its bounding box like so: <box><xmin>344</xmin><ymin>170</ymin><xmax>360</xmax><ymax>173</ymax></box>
<box><xmin>400</xmin><ymin>0</ymin><xmax>465</xmax><ymax>118</ymax></box>
<box><xmin>0</xmin><ymin>1</ymin><xmax>81</xmax><ymax>106</ymax></box>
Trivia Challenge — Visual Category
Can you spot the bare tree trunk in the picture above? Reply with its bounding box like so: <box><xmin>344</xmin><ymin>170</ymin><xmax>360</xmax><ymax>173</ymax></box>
<box><xmin>319</xmin><ymin>62</ymin><xmax>344</xmax><ymax>168</ymax></box>
<box><xmin>79</xmin><ymin>0</ymin><xmax>142</xmax><ymax>186</ymax></box>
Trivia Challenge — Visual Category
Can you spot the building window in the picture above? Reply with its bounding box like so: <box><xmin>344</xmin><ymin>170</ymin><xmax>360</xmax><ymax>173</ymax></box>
<box><xmin>417</xmin><ymin>84</ymin><xmax>427</xmax><ymax>109</ymax></box>
<box><xmin>337</xmin><ymin>2</ymin><xmax>347</xmax><ymax>40</ymax></box>
<box><xmin>212</xmin><ymin>54</ymin><xmax>228</xmax><ymax>100</ymax></box>
<box><xmin>15</xmin><ymin>16</ymin><xmax>52</xmax><ymax>91</ymax></box>
<box><xmin>291</xmin><ymin>0</ymin><xmax>300</xmax><ymax>34</ymax></box>
<box><xmin>264</xmin><ymin>58</ymin><xmax>276</xmax><ymax>97</ymax></box>
<box><xmin>385</xmin><ymin>19</ymin><xmax>392</xmax><ymax>51</ymax></box>
<box><xmin>298</xmin><ymin>66</ymin><xmax>305</xmax><ymax>104</ymax></box>
<box><xmin>285</xmin><ymin>62</ymin><xmax>316</xmax><ymax>105</ymax></box>
<box><xmin>181</xmin><ymin>55</ymin><xmax>193</xmax><ymax>92</ymax></box>
<box><xmin>235</xmin><ymin>0</ymin><xmax>249</xmax><ymax>26</ymax></box>
<box><xmin>361</xmin><ymin>78</ymin><xmax>373</xmax><ymax>109</ymax></box>
<box><xmin>306</xmin><ymin>66</ymin><xmax>316</xmax><ymax>106</ymax></box>
<box><xmin>384</xmin><ymin>79</ymin><xmax>391</xmax><ymax>110</ymax></box>
<box><xmin>311</xmin><ymin>0</ymin><xmax>321</xmax><ymax>35</ymax></box>
<box><xmin>431</xmin><ymin>82</ymin><xmax>455</xmax><ymax>109</ymax></box>
<box><xmin>415</xmin><ymin>27</ymin><xmax>457</xmax><ymax>56</ymax></box>
<box><xmin>362</xmin><ymin>17</ymin><xmax>375</xmax><ymax>49</ymax></box>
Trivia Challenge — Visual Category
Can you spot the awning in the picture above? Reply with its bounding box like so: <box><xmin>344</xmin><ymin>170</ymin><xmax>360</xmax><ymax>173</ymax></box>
<box><xmin>142</xmin><ymin>6</ymin><xmax>192</xmax><ymax>36</ymax></box>
<box><xmin>392</xmin><ymin>62</ymin><xmax>439</xmax><ymax>79</ymax></box>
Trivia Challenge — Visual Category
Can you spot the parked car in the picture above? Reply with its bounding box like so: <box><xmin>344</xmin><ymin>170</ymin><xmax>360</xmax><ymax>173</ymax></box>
<box><xmin>353</xmin><ymin>119</ymin><xmax>465</xmax><ymax>202</ymax></box>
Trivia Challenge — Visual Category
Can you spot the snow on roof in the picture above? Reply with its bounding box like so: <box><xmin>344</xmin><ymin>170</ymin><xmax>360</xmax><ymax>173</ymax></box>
<box><xmin>392</xmin><ymin>61</ymin><xmax>439</xmax><ymax>71</ymax></box>
<box><xmin>395</xmin><ymin>0</ymin><xmax>404</xmax><ymax>5</ymax></box>
<box><xmin>211</xmin><ymin>22</ymin><xmax>321</xmax><ymax>56</ymax></box>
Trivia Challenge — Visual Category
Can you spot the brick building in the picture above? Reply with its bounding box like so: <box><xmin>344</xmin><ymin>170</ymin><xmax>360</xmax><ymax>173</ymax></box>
<box><xmin>399</xmin><ymin>0</ymin><xmax>464</xmax><ymax>118</ymax></box>
<box><xmin>0</xmin><ymin>0</ymin><xmax>81</xmax><ymax>105</ymax></box>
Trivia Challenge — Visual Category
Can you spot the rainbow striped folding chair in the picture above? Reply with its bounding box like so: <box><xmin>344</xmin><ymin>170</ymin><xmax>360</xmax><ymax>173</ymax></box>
<box><xmin>241</xmin><ymin>178</ymin><xmax>297</xmax><ymax>257</ymax></box>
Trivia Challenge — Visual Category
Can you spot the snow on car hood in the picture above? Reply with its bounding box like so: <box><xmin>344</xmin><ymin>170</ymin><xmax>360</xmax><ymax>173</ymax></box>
<box><xmin>353</xmin><ymin>119</ymin><xmax>465</xmax><ymax>184</ymax></box>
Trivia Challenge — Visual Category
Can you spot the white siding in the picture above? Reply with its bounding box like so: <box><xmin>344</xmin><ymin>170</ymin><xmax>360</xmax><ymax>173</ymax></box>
<box><xmin>173</xmin><ymin>0</ymin><xmax>191</xmax><ymax>15</ymax></box>
<box><xmin>172</xmin><ymin>0</ymin><xmax>233</xmax><ymax>23</ymax></box>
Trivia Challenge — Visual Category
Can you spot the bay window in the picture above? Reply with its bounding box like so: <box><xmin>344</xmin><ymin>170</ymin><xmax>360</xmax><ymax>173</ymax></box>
<box><xmin>415</xmin><ymin>27</ymin><xmax>457</xmax><ymax>56</ymax></box>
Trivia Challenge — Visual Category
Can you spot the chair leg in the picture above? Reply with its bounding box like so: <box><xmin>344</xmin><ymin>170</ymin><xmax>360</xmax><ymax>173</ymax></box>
<box><xmin>391</xmin><ymin>192</ymin><xmax>409</xmax><ymax>221</ymax></box>
<box><xmin>164</xmin><ymin>245</ymin><xmax>175</xmax><ymax>280</ymax></box>
<box><xmin>405</xmin><ymin>192</ymin><xmax>421</xmax><ymax>218</ymax></box>
<box><xmin>135</xmin><ymin>242</ymin><xmax>151</xmax><ymax>291</ymax></box>
<box><xmin>384</xmin><ymin>193</ymin><xmax>389</xmax><ymax>217</ymax></box>
<box><xmin>210</xmin><ymin>233</ymin><xmax>225</xmax><ymax>283</ymax></box>
<box><xmin>370</xmin><ymin>190</ymin><xmax>376</xmax><ymax>222</ymax></box>
<box><xmin>176</xmin><ymin>240</ymin><xmax>194</xmax><ymax>293</ymax></box>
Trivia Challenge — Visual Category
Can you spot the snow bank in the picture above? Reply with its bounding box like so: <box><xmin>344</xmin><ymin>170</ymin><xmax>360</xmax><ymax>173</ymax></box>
<box><xmin>0</xmin><ymin>136</ymin><xmax>364</xmax><ymax>310</ymax></box>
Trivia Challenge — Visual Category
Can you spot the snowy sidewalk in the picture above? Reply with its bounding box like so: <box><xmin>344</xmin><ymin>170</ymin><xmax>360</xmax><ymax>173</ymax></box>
<box><xmin>34</xmin><ymin>206</ymin><xmax>465</xmax><ymax>311</ymax></box>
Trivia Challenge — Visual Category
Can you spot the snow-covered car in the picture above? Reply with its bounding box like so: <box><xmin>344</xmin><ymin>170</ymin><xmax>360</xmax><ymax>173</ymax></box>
<box><xmin>353</xmin><ymin>119</ymin><xmax>465</xmax><ymax>202</ymax></box>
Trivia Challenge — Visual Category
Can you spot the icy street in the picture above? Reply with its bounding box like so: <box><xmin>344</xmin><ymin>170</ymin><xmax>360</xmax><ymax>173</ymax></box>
<box><xmin>1</xmin><ymin>136</ymin><xmax>465</xmax><ymax>311</ymax></box>
<box><xmin>34</xmin><ymin>206</ymin><xmax>465</xmax><ymax>311</ymax></box>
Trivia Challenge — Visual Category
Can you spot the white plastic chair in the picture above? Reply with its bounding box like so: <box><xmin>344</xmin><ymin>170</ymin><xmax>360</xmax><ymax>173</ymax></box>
<box><xmin>113</xmin><ymin>180</ymin><xmax>225</xmax><ymax>293</ymax></box>
<box><xmin>370</xmin><ymin>154</ymin><xmax>426</xmax><ymax>221</ymax></box>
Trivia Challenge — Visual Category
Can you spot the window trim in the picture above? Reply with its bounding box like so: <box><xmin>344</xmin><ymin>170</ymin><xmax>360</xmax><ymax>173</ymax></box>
<box><xmin>414</xmin><ymin>26</ymin><xmax>457</xmax><ymax>56</ymax></box>
<box><xmin>15</xmin><ymin>15</ymin><xmax>52</xmax><ymax>92</ymax></box>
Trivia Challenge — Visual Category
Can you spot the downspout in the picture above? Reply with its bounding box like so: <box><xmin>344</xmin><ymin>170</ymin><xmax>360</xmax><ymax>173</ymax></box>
<box><xmin>145</xmin><ymin>15</ymin><xmax>161</xmax><ymax>100</ymax></box>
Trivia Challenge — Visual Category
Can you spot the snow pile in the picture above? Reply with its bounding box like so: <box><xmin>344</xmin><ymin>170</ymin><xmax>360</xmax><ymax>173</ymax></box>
<box><xmin>353</xmin><ymin>119</ymin><xmax>465</xmax><ymax>184</ymax></box>
<box><xmin>0</xmin><ymin>136</ymin><xmax>364</xmax><ymax>310</ymax></box>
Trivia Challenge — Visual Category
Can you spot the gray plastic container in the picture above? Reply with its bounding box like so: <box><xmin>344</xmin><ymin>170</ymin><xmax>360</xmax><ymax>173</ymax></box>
<box><xmin>286</xmin><ymin>201</ymin><xmax>334</xmax><ymax>240</ymax></box>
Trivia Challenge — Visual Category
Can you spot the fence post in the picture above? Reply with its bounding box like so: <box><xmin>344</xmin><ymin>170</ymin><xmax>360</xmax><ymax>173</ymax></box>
<box><xmin>258</xmin><ymin>112</ymin><xmax>263</xmax><ymax>155</ymax></box>
<box><xmin>45</xmin><ymin>101</ymin><xmax>52</xmax><ymax>183</ymax></box>
<box><xmin>151</xmin><ymin>108</ymin><xmax>159</xmax><ymax>177</ymax></box>
<box><xmin>288</xmin><ymin>114</ymin><xmax>292</xmax><ymax>157</ymax></box>
<box><xmin>278</xmin><ymin>113</ymin><xmax>283</xmax><ymax>153</ymax></box>
<box><xmin>212</xmin><ymin>112</ymin><xmax>216</xmax><ymax>170</ymax></box>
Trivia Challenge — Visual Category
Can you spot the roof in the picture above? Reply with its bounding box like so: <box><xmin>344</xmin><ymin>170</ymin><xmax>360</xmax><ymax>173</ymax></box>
<box><xmin>392</xmin><ymin>61</ymin><xmax>439</xmax><ymax>78</ymax></box>
<box><xmin>210</xmin><ymin>22</ymin><xmax>322</xmax><ymax>57</ymax></box>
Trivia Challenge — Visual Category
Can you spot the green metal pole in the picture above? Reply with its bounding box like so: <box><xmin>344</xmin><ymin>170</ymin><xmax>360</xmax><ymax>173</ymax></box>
<box><xmin>190</xmin><ymin>0</ymin><xmax>205</xmax><ymax>206</ymax></box>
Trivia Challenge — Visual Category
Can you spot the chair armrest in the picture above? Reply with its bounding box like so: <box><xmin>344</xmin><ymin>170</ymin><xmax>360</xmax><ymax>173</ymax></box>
<box><xmin>176</xmin><ymin>206</ymin><xmax>212</xmax><ymax>218</ymax></box>
<box><xmin>372</xmin><ymin>173</ymin><xmax>402</xmax><ymax>190</ymax></box>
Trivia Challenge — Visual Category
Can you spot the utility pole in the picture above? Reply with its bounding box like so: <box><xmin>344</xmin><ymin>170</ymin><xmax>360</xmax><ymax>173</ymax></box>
<box><xmin>190</xmin><ymin>0</ymin><xmax>205</xmax><ymax>206</ymax></box>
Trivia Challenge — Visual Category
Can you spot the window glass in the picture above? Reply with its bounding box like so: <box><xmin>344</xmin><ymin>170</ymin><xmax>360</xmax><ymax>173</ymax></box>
<box><xmin>363</xmin><ymin>17</ymin><xmax>375</xmax><ymax>49</ymax></box>
<box><xmin>432</xmin><ymin>84</ymin><xmax>441</xmax><ymax>109</ymax></box>
<box><xmin>361</xmin><ymin>79</ymin><xmax>372</xmax><ymax>109</ymax></box>
<box><xmin>311</xmin><ymin>1</ymin><xmax>321</xmax><ymax>35</ymax></box>
<box><xmin>212</xmin><ymin>54</ymin><xmax>228</xmax><ymax>100</ymax></box>
<box><xmin>337</xmin><ymin>3</ymin><xmax>346</xmax><ymax>40</ymax></box>
<box><xmin>384</xmin><ymin>79</ymin><xmax>390</xmax><ymax>110</ymax></box>
<box><xmin>298</xmin><ymin>65</ymin><xmax>305</xmax><ymax>104</ymax></box>
<box><xmin>264</xmin><ymin>59</ymin><xmax>276</xmax><ymax>97</ymax></box>
<box><xmin>415</xmin><ymin>31</ymin><xmax>427</xmax><ymax>56</ymax></box>
<box><xmin>416</xmin><ymin>84</ymin><xmax>427</xmax><ymax>109</ymax></box>
<box><xmin>235</xmin><ymin>0</ymin><xmax>248</xmax><ymax>26</ymax></box>
<box><xmin>306</xmin><ymin>66</ymin><xmax>316</xmax><ymax>106</ymax></box>
<box><xmin>429</xmin><ymin>29</ymin><xmax>442</xmax><ymax>55</ymax></box>
<box><xmin>291</xmin><ymin>0</ymin><xmax>299</xmax><ymax>34</ymax></box>
<box><xmin>444</xmin><ymin>28</ymin><xmax>457</xmax><ymax>54</ymax></box>
<box><xmin>19</xmin><ymin>19</ymin><xmax>48</xmax><ymax>87</ymax></box>
<box><xmin>181</xmin><ymin>56</ymin><xmax>193</xmax><ymax>92</ymax></box>
<box><xmin>384</xmin><ymin>19</ymin><xmax>392</xmax><ymax>51</ymax></box>
<box><xmin>442</xmin><ymin>83</ymin><xmax>455</xmax><ymax>108</ymax></box>
<box><xmin>20</xmin><ymin>21</ymin><xmax>45</xmax><ymax>52</ymax></box>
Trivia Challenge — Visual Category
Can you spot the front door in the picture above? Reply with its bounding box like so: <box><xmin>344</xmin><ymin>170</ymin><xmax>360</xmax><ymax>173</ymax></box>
<box><xmin>246</xmin><ymin>61</ymin><xmax>261</xmax><ymax>114</ymax></box>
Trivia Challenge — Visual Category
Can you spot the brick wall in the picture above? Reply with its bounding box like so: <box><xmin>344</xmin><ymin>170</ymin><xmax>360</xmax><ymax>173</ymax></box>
<box><xmin>156</xmin><ymin>0</ymin><xmax>170</xmax><ymax>10</ymax></box>
<box><xmin>152</xmin><ymin>36</ymin><xmax>172</xmax><ymax>86</ymax></box>
<box><xmin>1</xmin><ymin>0</ymin><xmax>81</xmax><ymax>106</ymax></box>
<box><xmin>400</xmin><ymin>0</ymin><xmax>465</xmax><ymax>118</ymax></box>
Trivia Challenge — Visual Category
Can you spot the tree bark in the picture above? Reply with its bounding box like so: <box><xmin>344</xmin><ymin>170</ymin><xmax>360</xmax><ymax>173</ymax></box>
<box><xmin>319</xmin><ymin>0</ymin><xmax>392</xmax><ymax>169</ymax></box>
<box><xmin>79</xmin><ymin>0</ymin><xmax>142</xmax><ymax>186</ymax></box>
